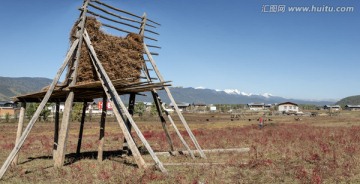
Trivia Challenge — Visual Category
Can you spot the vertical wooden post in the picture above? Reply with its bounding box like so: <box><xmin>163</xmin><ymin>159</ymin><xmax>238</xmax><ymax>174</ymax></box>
<box><xmin>53</xmin><ymin>102</ymin><xmax>60</xmax><ymax>159</ymax></box>
<box><xmin>76</xmin><ymin>101</ymin><xmax>87</xmax><ymax>156</ymax></box>
<box><xmin>139</xmin><ymin>13</ymin><xmax>174</xmax><ymax>152</ymax></box>
<box><xmin>54</xmin><ymin>93</ymin><xmax>74</xmax><ymax>167</ymax></box>
<box><xmin>12</xmin><ymin>102</ymin><xmax>26</xmax><ymax>166</ymax></box>
<box><xmin>54</xmin><ymin>0</ymin><xmax>89</xmax><ymax>168</ymax></box>
<box><xmin>123</xmin><ymin>93</ymin><xmax>135</xmax><ymax>154</ymax></box>
<box><xmin>98</xmin><ymin>94</ymin><xmax>107</xmax><ymax>161</ymax></box>
<box><xmin>151</xmin><ymin>92</ymin><xmax>174</xmax><ymax>151</ymax></box>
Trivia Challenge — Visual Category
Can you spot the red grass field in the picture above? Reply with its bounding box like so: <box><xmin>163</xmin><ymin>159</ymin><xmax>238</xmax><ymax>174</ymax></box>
<box><xmin>1</xmin><ymin>112</ymin><xmax>360</xmax><ymax>183</ymax></box>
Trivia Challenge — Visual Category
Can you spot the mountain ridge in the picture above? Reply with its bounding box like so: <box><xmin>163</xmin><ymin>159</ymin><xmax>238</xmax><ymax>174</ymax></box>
<box><xmin>0</xmin><ymin>76</ymin><xmax>340</xmax><ymax>105</ymax></box>
<box><xmin>0</xmin><ymin>76</ymin><xmax>52</xmax><ymax>101</ymax></box>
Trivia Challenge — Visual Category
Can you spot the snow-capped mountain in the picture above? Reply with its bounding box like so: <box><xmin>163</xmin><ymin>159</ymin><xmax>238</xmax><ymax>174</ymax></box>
<box><xmin>212</xmin><ymin>88</ymin><xmax>272</xmax><ymax>98</ymax></box>
<box><xmin>130</xmin><ymin>87</ymin><xmax>334</xmax><ymax>105</ymax></box>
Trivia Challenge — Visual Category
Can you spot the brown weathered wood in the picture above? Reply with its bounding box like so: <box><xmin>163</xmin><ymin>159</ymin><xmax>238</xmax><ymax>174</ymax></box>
<box><xmin>83</xmin><ymin>30</ymin><xmax>148</xmax><ymax>170</ymax></box>
<box><xmin>139</xmin><ymin>17</ymin><xmax>175</xmax><ymax>152</ymax></box>
<box><xmin>151</xmin><ymin>92</ymin><xmax>174</xmax><ymax>152</ymax></box>
<box><xmin>155</xmin><ymin>148</ymin><xmax>250</xmax><ymax>157</ymax></box>
<box><xmin>88</xmin><ymin>3</ymin><xmax>143</xmax><ymax>25</ymax></box>
<box><xmin>139</xmin><ymin>13</ymin><xmax>146</xmax><ymax>36</ymax></box>
<box><xmin>54</xmin><ymin>93</ymin><xmax>74</xmax><ymax>167</ymax></box>
<box><xmin>98</xmin><ymin>94</ymin><xmax>107</xmax><ymax>161</ymax></box>
<box><xmin>86</xmin><ymin>10</ymin><xmax>146</xmax><ymax>32</ymax></box>
<box><xmin>0</xmin><ymin>38</ymin><xmax>80</xmax><ymax>179</ymax></box>
<box><xmin>162</xmin><ymin>162</ymin><xmax>226</xmax><ymax>166</ymax></box>
<box><xmin>84</xmin><ymin>30</ymin><xmax>167</xmax><ymax>173</ymax></box>
<box><xmin>11</xmin><ymin>102</ymin><xmax>26</xmax><ymax>166</ymax></box>
<box><xmin>122</xmin><ymin>93</ymin><xmax>135</xmax><ymax>154</ymax></box>
<box><xmin>139</xmin><ymin>18</ymin><xmax>191</xmax><ymax>156</ymax></box>
<box><xmin>76</xmin><ymin>101</ymin><xmax>87</xmax><ymax>156</ymax></box>
<box><xmin>143</xmin><ymin>43</ymin><xmax>206</xmax><ymax>159</ymax></box>
<box><xmin>93</xmin><ymin>0</ymin><xmax>160</xmax><ymax>26</ymax></box>
<box><xmin>102</xmin><ymin>23</ymin><xmax>158</xmax><ymax>42</ymax></box>
<box><xmin>53</xmin><ymin>102</ymin><xmax>60</xmax><ymax>159</ymax></box>
<box><xmin>54</xmin><ymin>0</ymin><xmax>90</xmax><ymax>168</ymax></box>
<box><xmin>164</xmin><ymin>111</ymin><xmax>195</xmax><ymax>158</ymax></box>
<box><xmin>146</xmin><ymin>45</ymin><xmax>161</xmax><ymax>49</ymax></box>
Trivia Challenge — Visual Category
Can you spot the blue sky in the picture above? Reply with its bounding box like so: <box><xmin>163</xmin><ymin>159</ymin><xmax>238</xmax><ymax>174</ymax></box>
<box><xmin>0</xmin><ymin>0</ymin><xmax>359</xmax><ymax>100</ymax></box>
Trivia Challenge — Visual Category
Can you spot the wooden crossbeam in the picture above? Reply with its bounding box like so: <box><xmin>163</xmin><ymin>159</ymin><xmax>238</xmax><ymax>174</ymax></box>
<box><xmin>93</xmin><ymin>0</ymin><xmax>160</xmax><ymax>26</ymax></box>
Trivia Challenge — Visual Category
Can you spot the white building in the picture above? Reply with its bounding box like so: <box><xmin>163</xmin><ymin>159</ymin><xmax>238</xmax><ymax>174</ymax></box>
<box><xmin>278</xmin><ymin>102</ymin><xmax>299</xmax><ymax>113</ymax></box>
<box><xmin>247</xmin><ymin>103</ymin><xmax>265</xmax><ymax>111</ymax></box>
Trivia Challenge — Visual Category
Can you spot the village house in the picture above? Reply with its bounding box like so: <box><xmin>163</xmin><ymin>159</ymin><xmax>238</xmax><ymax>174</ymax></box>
<box><xmin>278</xmin><ymin>102</ymin><xmax>299</xmax><ymax>113</ymax></box>
<box><xmin>0</xmin><ymin>101</ymin><xmax>19</xmax><ymax>117</ymax></box>
<box><xmin>169</xmin><ymin>102</ymin><xmax>190</xmax><ymax>112</ymax></box>
<box><xmin>345</xmin><ymin>105</ymin><xmax>360</xmax><ymax>111</ymax></box>
<box><xmin>323</xmin><ymin>105</ymin><xmax>341</xmax><ymax>111</ymax></box>
<box><xmin>192</xmin><ymin>102</ymin><xmax>207</xmax><ymax>112</ymax></box>
<box><xmin>247</xmin><ymin>103</ymin><xmax>265</xmax><ymax>111</ymax></box>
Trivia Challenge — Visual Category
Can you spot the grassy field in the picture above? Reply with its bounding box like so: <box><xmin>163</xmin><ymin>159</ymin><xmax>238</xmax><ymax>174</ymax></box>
<box><xmin>1</xmin><ymin>111</ymin><xmax>360</xmax><ymax>183</ymax></box>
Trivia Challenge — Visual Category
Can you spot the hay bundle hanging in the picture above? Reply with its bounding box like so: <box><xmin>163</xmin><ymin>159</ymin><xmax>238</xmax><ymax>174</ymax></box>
<box><xmin>71</xmin><ymin>17</ymin><xmax>144</xmax><ymax>84</ymax></box>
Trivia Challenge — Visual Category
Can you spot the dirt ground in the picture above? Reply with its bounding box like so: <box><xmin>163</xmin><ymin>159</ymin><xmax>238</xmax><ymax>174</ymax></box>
<box><xmin>1</xmin><ymin>112</ymin><xmax>360</xmax><ymax>183</ymax></box>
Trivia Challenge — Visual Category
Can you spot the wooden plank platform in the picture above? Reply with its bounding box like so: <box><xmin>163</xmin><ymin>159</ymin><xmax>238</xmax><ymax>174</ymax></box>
<box><xmin>12</xmin><ymin>79</ymin><xmax>171</xmax><ymax>102</ymax></box>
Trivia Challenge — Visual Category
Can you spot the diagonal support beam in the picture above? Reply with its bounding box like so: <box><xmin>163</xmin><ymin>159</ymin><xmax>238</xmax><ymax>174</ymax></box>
<box><xmin>0</xmin><ymin>39</ymin><xmax>79</xmax><ymax>180</ymax></box>
<box><xmin>83</xmin><ymin>30</ymin><xmax>167</xmax><ymax>173</ymax></box>
<box><xmin>143</xmin><ymin>43</ymin><xmax>206</xmax><ymax>158</ymax></box>
<box><xmin>141</xmin><ymin>63</ymin><xmax>194</xmax><ymax>158</ymax></box>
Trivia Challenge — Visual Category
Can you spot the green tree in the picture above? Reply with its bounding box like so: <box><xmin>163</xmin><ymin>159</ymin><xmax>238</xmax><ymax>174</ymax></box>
<box><xmin>5</xmin><ymin>113</ymin><xmax>10</xmax><ymax>123</ymax></box>
<box><xmin>150</xmin><ymin>103</ymin><xmax>158</xmax><ymax>116</ymax></box>
<box><xmin>134</xmin><ymin>102</ymin><xmax>146</xmax><ymax>117</ymax></box>
<box><xmin>26</xmin><ymin>103</ymin><xmax>38</xmax><ymax>120</ymax></box>
<box><xmin>25</xmin><ymin>103</ymin><xmax>52</xmax><ymax>122</ymax></box>
<box><xmin>72</xmin><ymin>103</ymin><xmax>84</xmax><ymax>122</ymax></box>
<box><xmin>40</xmin><ymin>104</ymin><xmax>51</xmax><ymax>121</ymax></box>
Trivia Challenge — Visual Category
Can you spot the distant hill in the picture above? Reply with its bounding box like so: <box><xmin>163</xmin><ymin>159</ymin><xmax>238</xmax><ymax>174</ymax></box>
<box><xmin>336</xmin><ymin>95</ymin><xmax>360</xmax><ymax>106</ymax></box>
<box><xmin>0</xmin><ymin>77</ymin><xmax>335</xmax><ymax>105</ymax></box>
<box><xmin>128</xmin><ymin>87</ymin><xmax>334</xmax><ymax>106</ymax></box>
<box><xmin>0</xmin><ymin>77</ymin><xmax>52</xmax><ymax>101</ymax></box>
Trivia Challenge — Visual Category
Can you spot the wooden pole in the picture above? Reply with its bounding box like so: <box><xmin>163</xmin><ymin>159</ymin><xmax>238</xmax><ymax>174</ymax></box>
<box><xmin>143</xmin><ymin>43</ymin><xmax>206</xmax><ymax>159</ymax></box>
<box><xmin>155</xmin><ymin>148</ymin><xmax>250</xmax><ymax>157</ymax></box>
<box><xmin>163</xmin><ymin>108</ymin><xmax>195</xmax><ymax>158</ymax></box>
<box><xmin>0</xmin><ymin>38</ymin><xmax>79</xmax><ymax>179</ymax></box>
<box><xmin>84</xmin><ymin>30</ymin><xmax>167</xmax><ymax>173</ymax></box>
<box><xmin>53</xmin><ymin>102</ymin><xmax>60</xmax><ymax>159</ymax></box>
<box><xmin>54</xmin><ymin>0</ymin><xmax>89</xmax><ymax>168</ymax></box>
<box><xmin>98</xmin><ymin>94</ymin><xmax>107</xmax><ymax>161</ymax></box>
<box><xmin>76</xmin><ymin>101</ymin><xmax>87</xmax><ymax>156</ymax></box>
<box><xmin>88</xmin><ymin>3</ymin><xmax>142</xmax><ymax>25</ymax></box>
<box><xmin>139</xmin><ymin>14</ymin><xmax>174</xmax><ymax>154</ymax></box>
<box><xmin>151</xmin><ymin>92</ymin><xmax>174</xmax><ymax>151</ymax></box>
<box><xmin>12</xmin><ymin>102</ymin><xmax>26</xmax><ymax>166</ymax></box>
<box><xmin>93</xmin><ymin>0</ymin><xmax>160</xmax><ymax>26</ymax></box>
<box><xmin>141</xmin><ymin>62</ymin><xmax>193</xmax><ymax>157</ymax></box>
<box><xmin>83</xmin><ymin>30</ymin><xmax>147</xmax><ymax>170</ymax></box>
<box><xmin>122</xmin><ymin>93</ymin><xmax>135</xmax><ymax>154</ymax></box>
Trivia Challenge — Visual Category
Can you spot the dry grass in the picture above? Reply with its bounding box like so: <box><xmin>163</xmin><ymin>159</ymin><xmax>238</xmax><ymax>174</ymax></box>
<box><xmin>71</xmin><ymin>16</ymin><xmax>144</xmax><ymax>84</ymax></box>
<box><xmin>1</xmin><ymin>112</ymin><xmax>360</xmax><ymax>183</ymax></box>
